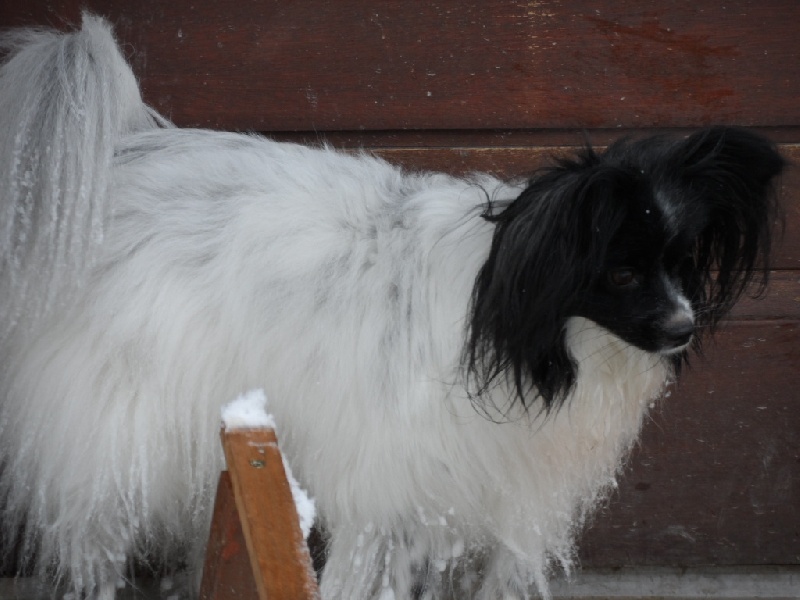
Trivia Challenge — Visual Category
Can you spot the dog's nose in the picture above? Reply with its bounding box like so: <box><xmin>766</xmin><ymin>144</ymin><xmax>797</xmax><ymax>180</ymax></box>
<box><xmin>662</xmin><ymin>315</ymin><xmax>694</xmax><ymax>348</ymax></box>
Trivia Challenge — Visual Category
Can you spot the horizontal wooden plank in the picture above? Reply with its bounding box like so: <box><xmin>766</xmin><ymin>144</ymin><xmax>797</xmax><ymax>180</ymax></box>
<box><xmin>579</xmin><ymin>320</ymin><xmax>800</xmax><ymax>566</ymax></box>
<box><xmin>368</xmin><ymin>144</ymin><xmax>800</xmax><ymax>272</ymax></box>
<box><xmin>1</xmin><ymin>1</ymin><xmax>799</xmax><ymax>131</ymax></box>
<box><xmin>271</xmin><ymin>127</ymin><xmax>800</xmax><ymax>149</ymax></box>
<box><xmin>371</xmin><ymin>142</ymin><xmax>798</xmax><ymax>179</ymax></box>
<box><xmin>729</xmin><ymin>271</ymin><xmax>800</xmax><ymax>320</ymax></box>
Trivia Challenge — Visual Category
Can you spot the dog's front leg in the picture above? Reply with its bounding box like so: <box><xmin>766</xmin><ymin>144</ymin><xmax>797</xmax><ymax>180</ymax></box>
<box><xmin>319</xmin><ymin>524</ymin><xmax>406</xmax><ymax>599</ymax></box>
<box><xmin>473</xmin><ymin>544</ymin><xmax>543</xmax><ymax>600</ymax></box>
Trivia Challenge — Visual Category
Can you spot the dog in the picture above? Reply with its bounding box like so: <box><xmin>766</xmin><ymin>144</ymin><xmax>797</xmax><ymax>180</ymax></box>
<box><xmin>0</xmin><ymin>15</ymin><xmax>785</xmax><ymax>600</ymax></box>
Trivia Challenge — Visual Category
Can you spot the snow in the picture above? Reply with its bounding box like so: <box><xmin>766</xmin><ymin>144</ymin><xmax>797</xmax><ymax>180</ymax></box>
<box><xmin>220</xmin><ymin>389</ymin><xmax>276</xmax><ymax>430</ymax></box>
<box><xmin>280</xmin><ymin>454</ymin><xmax>317</xmax><ymax>541</ymax></box>
<box><xmin>220</xmin><ymin>390</ymin><xmax>316</xmax><ymax>540</ymax></box>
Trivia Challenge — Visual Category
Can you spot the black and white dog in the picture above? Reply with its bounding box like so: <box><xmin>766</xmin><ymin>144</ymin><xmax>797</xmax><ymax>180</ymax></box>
<box><xmin>0</xmin><ymin>15</ymin><xmax>785</xmax><ymax>600</ymax></box>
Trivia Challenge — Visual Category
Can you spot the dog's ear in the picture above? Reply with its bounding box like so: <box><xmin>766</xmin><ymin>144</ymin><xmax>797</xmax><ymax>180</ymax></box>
<box><xmin>466</xmin><ymin>153</ymin><xmax>629</xmax><ymax>414</ymax></box>
<box><xmin>671</xmin><ymin>127</ymin><xmax>786</xmax><ymax>330</ymax></box>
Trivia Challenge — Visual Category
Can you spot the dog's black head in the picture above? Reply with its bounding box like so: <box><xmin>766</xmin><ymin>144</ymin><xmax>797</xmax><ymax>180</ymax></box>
<box><xmin>466</xmin><ymin>127</ymin><xmax>785</xmax><ymax>413</ymax></box>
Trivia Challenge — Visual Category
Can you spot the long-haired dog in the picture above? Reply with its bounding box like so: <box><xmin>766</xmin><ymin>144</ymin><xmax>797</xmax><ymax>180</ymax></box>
<box><xmin>0</xmin><ymin>15</ymin><xmax>785</xmax><ymax>600</ymax></box>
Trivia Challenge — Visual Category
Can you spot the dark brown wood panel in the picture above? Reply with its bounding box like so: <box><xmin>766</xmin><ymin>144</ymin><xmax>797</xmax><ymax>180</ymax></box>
<box><xmin>199</xmin><ymin>473</ymin><xmax>260</xmax><ymax>600</ymax></box>
<box><xmin>729</xmin><ymin>271</ymin><xmax>800</xmax><ymax>320</ymax></box>
<box><xmin>1</xmin><ymin>1</ymin><xmax>798</xmax><ymax>131</ymax></box>
<box><xmin>1</xmin><ymin>0</ymin><xmax>797</xmax><ymax>573</ymax></box>
<box><xmin>271</xmin><ymin>127</ymin><xmax>800</xmax><ymax>150</ymax></box>
<box><xmin>580</xmin><ymin>320</ymin><xmax>800</xmax><ymax>566</ymax></box>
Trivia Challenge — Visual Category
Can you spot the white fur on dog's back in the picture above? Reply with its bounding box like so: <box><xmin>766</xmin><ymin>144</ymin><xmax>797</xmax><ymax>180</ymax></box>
<box><xmin>0</xmin><ymin>15</ymin><xmax>671</xmax><ymax>600</ymax></box>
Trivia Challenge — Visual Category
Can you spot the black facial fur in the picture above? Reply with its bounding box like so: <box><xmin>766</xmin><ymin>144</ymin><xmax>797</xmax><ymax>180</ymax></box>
<box><xmin>465</xmin><ymin>127</ymin><xmax>786</xmax><ymax>413</ymax></box>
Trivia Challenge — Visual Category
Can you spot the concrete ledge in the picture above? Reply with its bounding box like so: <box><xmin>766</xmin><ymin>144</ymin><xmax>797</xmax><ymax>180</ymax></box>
<box><xmin>551</xmin><ymin>566</ymin><xmax>800</xmax><ymax>599</ymax></box>
<box><xmin>1</xmin><ymin>566</ymin><xmax>798</xmax><ymax>599</ymax></box>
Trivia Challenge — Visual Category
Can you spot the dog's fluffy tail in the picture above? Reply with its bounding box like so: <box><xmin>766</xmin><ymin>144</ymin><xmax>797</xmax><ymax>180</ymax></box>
<box><xmin>0</xmin><ymin>14</ymin><xmax>159</xmax><ymax>341</ymax></box>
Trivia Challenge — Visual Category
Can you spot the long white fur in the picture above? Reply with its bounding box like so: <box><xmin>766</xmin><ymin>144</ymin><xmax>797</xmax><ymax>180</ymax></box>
<box><xmin>0</xmin><ymin>16</ymin><xmax>670</xmax><ymax>600</ymax></box>
<box><xmin>0</xmin><ymin>15</ymin><xmax>159</xmax><ymax>343</ymax></box>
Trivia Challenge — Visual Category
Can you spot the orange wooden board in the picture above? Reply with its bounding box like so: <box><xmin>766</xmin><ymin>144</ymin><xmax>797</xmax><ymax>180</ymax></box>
<box><xmin>213</xmin><ymin>429</ymin><xmax>318</xmax><ymax>600</ymax></box>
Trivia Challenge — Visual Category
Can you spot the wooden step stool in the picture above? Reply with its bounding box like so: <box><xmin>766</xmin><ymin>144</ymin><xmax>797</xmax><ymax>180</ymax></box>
<box><xmin>199</xmin><ymin>427</ymin><xmax>319</xmax><ymax>600</ymax></box>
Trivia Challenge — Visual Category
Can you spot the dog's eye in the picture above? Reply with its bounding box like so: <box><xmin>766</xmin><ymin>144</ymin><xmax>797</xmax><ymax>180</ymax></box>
<box><xmin>608</xmin><ymin>268</ymin><xmax>639</xmax><ymax>288</ymax></box>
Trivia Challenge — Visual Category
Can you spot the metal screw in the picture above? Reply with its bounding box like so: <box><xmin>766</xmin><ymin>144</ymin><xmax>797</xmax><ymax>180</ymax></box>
<box><xmin>249</xmin><ymin>459</ymin><xmax>265</xmax><ymax>469</ymax></box>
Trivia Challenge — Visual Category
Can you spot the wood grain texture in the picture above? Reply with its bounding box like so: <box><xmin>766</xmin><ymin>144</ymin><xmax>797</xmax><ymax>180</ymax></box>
<box><xmin>728</xmin><ymin>271</ymin><xmax>800</xmax><ymax>320</ymax></box>
<box><xmin>1</xmin><ymin>1</ymin><xmax>798</xmax><ymax>131</ymax></box>
<box><xmin>369</xmin><ymin>144</ymin><xmax>800</xmax><ymax>272</ymax></box>
<box><xmin>199</xmin><ymin>472</ymin><xmax>260</xmax><ymax>600</ymax></box>
<box><xmin>0</xmin><ymin>0</ymin><xmax>797</xmax><ymax>572</ymax></box>
<box><xmin>580</xmin><ymin>320</ymin><xmax>800</xmax><ymax>566</ymax></box>
<box><xmin>220</xmin><ymin>429</ymin><xmax>319</xmax><ymax>600</ymax></box>
<box><xmin>270</xmin><ymin>127</ymin><xmax>800</xmax><ymax>149</ymax></box>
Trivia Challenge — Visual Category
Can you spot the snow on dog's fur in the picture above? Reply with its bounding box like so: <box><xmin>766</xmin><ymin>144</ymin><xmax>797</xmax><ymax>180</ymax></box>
<box><xmin>0</xmin><ymin>15</ymin><xmax>784</xmax><ymax>600</ymax></box>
